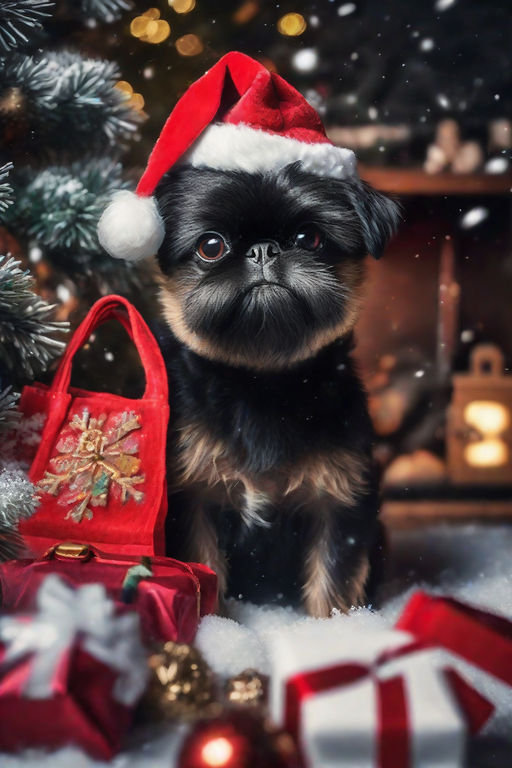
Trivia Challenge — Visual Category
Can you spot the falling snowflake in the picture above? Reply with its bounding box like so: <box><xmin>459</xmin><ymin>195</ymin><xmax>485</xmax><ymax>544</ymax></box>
<box><xmin>37</xmin><ymin>408</ymin><xmax>145</xmax><ymax>523</ymax></box>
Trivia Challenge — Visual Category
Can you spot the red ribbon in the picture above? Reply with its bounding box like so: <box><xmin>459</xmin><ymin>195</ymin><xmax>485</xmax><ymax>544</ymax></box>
<box><xmin>284</xmin><ymin>646</ymin><xmax>413</xmax><ymax>768</ymax></box>
<box><xmin>283</xmin><ymin>592</ymin><xmax>512</xmax><ymax>768</ymax></box>
<box><xmin>396</xmin><ymin>593</ymin><xmax>512</xmax><ymax>686</ymax></box>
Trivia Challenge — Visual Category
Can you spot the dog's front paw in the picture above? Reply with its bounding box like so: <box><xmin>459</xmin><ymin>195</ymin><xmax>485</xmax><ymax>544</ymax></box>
<box><xmin>303</xmin><ymin>554</ymin><xmax>369</xmax><ymax>618</ymax></box>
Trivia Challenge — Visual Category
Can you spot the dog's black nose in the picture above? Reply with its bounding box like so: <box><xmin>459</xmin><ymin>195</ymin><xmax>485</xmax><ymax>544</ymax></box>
<box><xmin>246</xmin><ymin>240</ymin><xmax>281</xmax><ymax>265</ymax></box>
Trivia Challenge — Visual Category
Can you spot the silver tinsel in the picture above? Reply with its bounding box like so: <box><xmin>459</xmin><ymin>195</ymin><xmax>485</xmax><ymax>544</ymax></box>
<box><xmin>0</xmin><ymin>467</ymin><xmax>36</xmax><ymax>527</ymax></box>
<box><xmin>0</xmin><ymin>467</ymin><xmax>37</xmax><ymax>560</ymax></box>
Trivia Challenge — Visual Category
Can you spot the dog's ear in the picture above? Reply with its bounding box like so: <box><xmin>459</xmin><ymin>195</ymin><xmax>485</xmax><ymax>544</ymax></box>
<box><xmin>346</xmin><ymin>181</ymin><xmax>401</xmax><ymax>259</ymax></box>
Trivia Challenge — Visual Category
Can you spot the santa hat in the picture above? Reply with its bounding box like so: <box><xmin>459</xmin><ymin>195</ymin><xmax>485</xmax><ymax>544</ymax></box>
<box><xmin>98</xmin><ymin>51</ymin><xmax>357</xmax><ymax>263</ymax></box>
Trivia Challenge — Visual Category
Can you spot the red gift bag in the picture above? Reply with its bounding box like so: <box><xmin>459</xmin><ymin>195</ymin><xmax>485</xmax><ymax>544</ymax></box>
<box><xmin>0</xmin><ymin>543</ymin><xmax>218</xmax><ymax>644</ymax></box>
<box><xmin>18</xmin><ymin>295</ymin><xmax>170</xmax><ymax>557</ymax></box>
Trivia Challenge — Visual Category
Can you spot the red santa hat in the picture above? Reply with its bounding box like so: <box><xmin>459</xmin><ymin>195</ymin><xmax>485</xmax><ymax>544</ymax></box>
<box><xmin>98</xmin><ymin>51</ymin><xmax>357</xmax><ymax>263</ymax></box>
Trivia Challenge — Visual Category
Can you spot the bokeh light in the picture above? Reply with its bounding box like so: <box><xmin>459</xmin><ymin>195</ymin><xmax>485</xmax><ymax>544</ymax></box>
<box><xmin>277</xmin><ymin>12</ymin><xmax>307</xmax><ymax>37</ymax></box>
<box><xmin>143</xmin><ymin>20</ymin><xmax>171</xmax><ymax>44</ymax></box>
<box><xmin>128</xmin><ymin>93</ymin><xmax>145</xmax><ymax>110</ymax></box>
<box><xmin>175</xmin><ymin>34</ymin><xmax>204</xmax><ymax>56</ymax></box>
<box><xmin>200</xmin><ymin>736</ymin><xmax>234</xmax><ymax>767</ymax></box>
<box><xmin>130</xmin><ymin>10</ymin><xmax>171</xmax><ymax>44</ymax></box>
<box><xmin>143</xmin><ymin>8</ymin><xmax>161</xmax><ymax>20</ymax></box>
<box><xmin>233</xmin><ymin>1</ymin><xmax>260</xmax><ymax>25</ymax></box>
<box><xmin>115</xmin><ymin>80</ymin><xmax>133</xmax><ymax>96</ymax></box>
<box><xmin>130</xmin><ymin>15</ymin><xmax>151</xmax><ymax>37</ymax></box>
<box><xmin>115</xmin><ymin>81</ymin><xmax>145</xmax><ymax>113</ymax></box>
<box><xmin>169</xmin><ymin>0</ymin><xmax>196</xmax><ymax>12</ymax></box>
<box><xmin>258</xmin><ymin>56</ymin><xmax>277</xmax><ymax>73</ymax></box>
<box><xmin>292</xmin><ymin>48</ymin><xmax>318</xmax><ymax>72</ymax></box>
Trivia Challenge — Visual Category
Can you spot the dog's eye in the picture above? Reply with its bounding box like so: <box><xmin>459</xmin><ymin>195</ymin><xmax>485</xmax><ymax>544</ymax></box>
<box><xmin>196</xmin><ymin>233</ymin><xmax>227</xmax><ymax>262</ymax></box>
<box><xmin>295</xmin><ymin>225</ymin><xmax>323</xmax><ymax>251</ymax></box>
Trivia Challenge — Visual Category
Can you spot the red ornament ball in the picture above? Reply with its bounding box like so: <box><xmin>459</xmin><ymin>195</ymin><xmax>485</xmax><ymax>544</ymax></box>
<box><xmin>177</xmin><ymin>708</ymin><xmax>299</xmax><ymax>768</ymax></box>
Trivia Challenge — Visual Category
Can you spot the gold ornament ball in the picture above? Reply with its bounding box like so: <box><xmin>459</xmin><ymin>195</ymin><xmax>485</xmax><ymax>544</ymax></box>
<box><xmin>225</xmin><ymin>669</ymin><xmax>267</xmax><ymax>707</ymax></box>
<box><xmin>144</xmin><ymin>641</ymin><xmax>218</xmax><ymax>720</ymax></box>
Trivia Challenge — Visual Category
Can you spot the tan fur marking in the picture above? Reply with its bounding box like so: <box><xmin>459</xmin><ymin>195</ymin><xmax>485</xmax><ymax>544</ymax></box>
<box><xmin>186</xmin><ymin>503</ymin><xmax>227</xmax><ymax>598</ymax></box>
<box><xmin>175</xmin><ymin>422</ymin><xmax>231</xmax><ymax>488</ymax></box>
<box><xmin>174</xmin><ymin>422</ymin><xmax>273</xmax><ymax>523</ymax></box>
<box><xmin>346</xmin><ymin>555</ymin><xmax>370</xmax><ymax>609</ymax></box>
<box><xmin>175</xmin><ymin>422</ymin><xmax>367</xmax><ymax>508</ymax></box>
<box><xmin>285</xmin><ymin>449</ymin><xmax>367</xmax><ymax>507</ymax></box>
<box><xmin>303</xmin><ymin>544</ymin><xmax>350</xmax><ymax>617</ymax></box>
<box><xmin>157</xmin><ymin>260</ymin><xmax>366</xmax><ymax>372</ymax></box>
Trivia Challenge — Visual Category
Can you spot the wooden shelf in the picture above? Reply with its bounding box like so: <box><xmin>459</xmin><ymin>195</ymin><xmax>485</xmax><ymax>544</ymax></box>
<box><xmin>382</xmin><ymin>499</ymin><xmax>512</xmax><ymax>527</ymax></box>
<box><xmin>359</xmin><ymin>166</ymin><xmax>512</xmax><ymax>196</ymax></box>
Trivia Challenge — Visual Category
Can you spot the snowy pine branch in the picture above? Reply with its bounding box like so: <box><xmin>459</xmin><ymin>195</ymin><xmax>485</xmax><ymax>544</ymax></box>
<box><xmin>77</xmin><ymin>0</ymin><xmax>132</xmax><ymax>24</ymax></box>
<box><xmin>47</xmin><ymin>52</ymin><xmax>141</xmax><ymax>147</ymax></box>
<box><xmin>0</xmin><ymin>386</ymin><xmax>20</xmax><ymax>433</ymax></box>
<box><xmin>0</xmin><ymin>51</ymin><xmax>140</xmax><ymax>155</ymax></box>
<box><xmin>6</xmin><ymin>158</ymin><xmax>132</xmax><ymax>273</ymax></box>
<box><xmin>0</xmin><ymin>163</ymin><xmax>14</xmax><ymax>217</ymax></box>
<box><xmin>0</xmin><ymin>255</ymin><xmax>67</xmax><ymax>379</ymax></box>
<box><xmin>0</xmin><ymin>0</ymin><xmax>54</xmax><ymax>52</ymax></box>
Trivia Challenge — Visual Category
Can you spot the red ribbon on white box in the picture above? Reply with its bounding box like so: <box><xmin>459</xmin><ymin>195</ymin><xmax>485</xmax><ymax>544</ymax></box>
<box><xmin>270</xmin><ymin>593</ymin><xmax>512</xmax><ymax>768</ymax></box>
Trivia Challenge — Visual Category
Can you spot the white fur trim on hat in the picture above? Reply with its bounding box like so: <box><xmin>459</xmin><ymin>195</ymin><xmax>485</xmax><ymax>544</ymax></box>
<box><xmin>97</xmin><ymin>190</ymin><xmax>165</xmax><ymax>263</ymax></box>
<box><xmin>182</xmin><ymin>122</ymin><xmax>358</xmax><ymax>179</ymax></box>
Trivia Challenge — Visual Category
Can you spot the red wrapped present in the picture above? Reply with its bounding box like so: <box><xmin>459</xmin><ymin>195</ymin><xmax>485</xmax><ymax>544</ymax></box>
<box><xmin>269</xmin><ymin>592</ymin><xmax>512</xmax><ymax>768</ymax></box>
<box><xmin>17</xmin><ymin>295</ymin><xmax>170</xmax><ymax>558</ymax></box>
<box><xmin>0</xmin><ymin>574</ymin><xmax>148</xmax><ymax>758</ymax></box>
<box><xmin>0</xmin><ymin>542</ymin><xmax>217</xmax><ymax>644</ymax></box>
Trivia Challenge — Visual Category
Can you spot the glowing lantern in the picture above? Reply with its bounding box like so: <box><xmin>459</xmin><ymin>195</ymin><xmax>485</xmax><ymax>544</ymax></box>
<box><xmin>447</xmin><ymin>344</ymin><xmax>512</xmax><ymax>484</ymax></box>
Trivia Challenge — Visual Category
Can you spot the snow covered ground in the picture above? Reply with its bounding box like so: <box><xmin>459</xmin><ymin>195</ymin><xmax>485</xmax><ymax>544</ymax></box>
<box><xmin>3</xmin><ymin>522</ymin><xmax>512</xmax><ymax>768</ymax></box>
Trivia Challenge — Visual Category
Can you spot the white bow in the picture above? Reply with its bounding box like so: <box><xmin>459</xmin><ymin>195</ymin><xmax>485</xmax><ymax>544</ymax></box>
<box><xmin>0</xmin><ymin>574</ymin><xmax>148</xmax><ymax>705</ymax></box>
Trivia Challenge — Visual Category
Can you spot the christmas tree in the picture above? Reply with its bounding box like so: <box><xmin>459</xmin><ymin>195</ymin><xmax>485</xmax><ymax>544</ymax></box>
<box><xmin>0</xmin><ymin>0</ymin><xmax>140</xmax><ymax>558</ymax></box>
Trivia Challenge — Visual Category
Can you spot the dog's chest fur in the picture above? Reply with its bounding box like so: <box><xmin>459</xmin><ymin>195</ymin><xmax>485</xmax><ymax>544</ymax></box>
<box><xmin>160</xmin><ymin>330</ymin><xmax>373</xmax><ymax>516</ymax></box>
<box><xmin>173</xmin><ymin>417</ymin><xmax>369</xmax><ymax>526</ymax></box>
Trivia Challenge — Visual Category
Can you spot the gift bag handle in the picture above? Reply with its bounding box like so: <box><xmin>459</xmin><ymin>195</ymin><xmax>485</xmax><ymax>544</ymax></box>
<box><xmin>50</xmin><ymin>295</ymin><xmax>168</xmax><ymax>401</ymax></box>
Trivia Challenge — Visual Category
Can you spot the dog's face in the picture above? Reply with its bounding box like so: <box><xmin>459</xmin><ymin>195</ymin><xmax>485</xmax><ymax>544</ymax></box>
<box><xmin>154</xmin><ymin>163</ymin><xmax>399</xmax><ymax>370</ymax></box>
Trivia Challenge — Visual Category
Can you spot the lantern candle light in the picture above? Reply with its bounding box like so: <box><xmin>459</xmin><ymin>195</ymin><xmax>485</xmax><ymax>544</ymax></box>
<box><xmin>448</xmin><ymin>344</ymin><xmax>512</xmax><ymax>484</ymax></box>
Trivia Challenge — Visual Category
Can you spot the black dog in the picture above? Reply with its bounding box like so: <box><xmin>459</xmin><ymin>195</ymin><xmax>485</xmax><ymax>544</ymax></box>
<box><xmin>153</xmin><ymin>161</ymin><xmax>399</xmax><ymax>617</ymax></box>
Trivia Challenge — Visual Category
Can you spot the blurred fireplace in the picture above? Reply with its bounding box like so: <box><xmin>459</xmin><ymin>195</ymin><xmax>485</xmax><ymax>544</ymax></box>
<box><xmin>353</xmin><ymin>169</ymin><xmax>512</xmax><ymax>518</ymax></box>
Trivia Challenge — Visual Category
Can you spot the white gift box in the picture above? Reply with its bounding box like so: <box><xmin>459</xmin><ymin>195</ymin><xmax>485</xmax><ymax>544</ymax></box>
<box><xmin>268</xmin><ymin>623</ymin><xmax>483</xmax><ymax>768</ymax></box>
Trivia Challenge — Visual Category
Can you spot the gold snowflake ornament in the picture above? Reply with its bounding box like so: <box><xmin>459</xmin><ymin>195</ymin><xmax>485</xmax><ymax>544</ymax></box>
<box><xmin>37</xmin><ymin>408</ymin><xmax>145</xmax><ymax>523</ymax></box>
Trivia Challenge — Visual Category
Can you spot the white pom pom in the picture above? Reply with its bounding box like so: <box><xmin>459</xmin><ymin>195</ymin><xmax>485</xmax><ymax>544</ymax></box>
<box><xmin>97</xmin><ymin>190</ymin><xmax>165</xmax><ymax>262</ymax></box>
